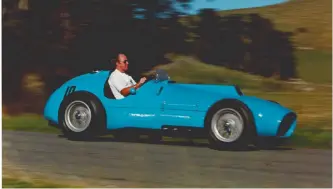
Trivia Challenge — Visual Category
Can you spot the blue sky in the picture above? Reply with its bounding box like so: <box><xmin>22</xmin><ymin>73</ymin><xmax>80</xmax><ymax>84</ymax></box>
<box><xmin>184</xmin><ymin>0</ymin><xmax>288</xmax><ymax>14</ymax></box>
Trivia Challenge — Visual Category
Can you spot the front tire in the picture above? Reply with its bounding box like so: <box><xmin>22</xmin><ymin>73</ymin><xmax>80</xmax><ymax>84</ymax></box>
<box><xmin>205</xmin><ymin>100</ymin><xmax>255</xmax><ymax>150</ymax></box>
<box><xmin>59</xmin><ymin>92</ymin><xmax>106</xmax><ymax>140</ymax></box>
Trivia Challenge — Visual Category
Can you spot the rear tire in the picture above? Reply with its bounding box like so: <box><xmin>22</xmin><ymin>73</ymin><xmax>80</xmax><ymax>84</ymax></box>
<box><xmin>205</xmin><ymin>99</ymin><xmax>255</xmax><ymax>150</ymax></box>
<box><xmin>59</xmin><ymin>92</ymin><xmax>106</xmax><ymax>140</ymax></box>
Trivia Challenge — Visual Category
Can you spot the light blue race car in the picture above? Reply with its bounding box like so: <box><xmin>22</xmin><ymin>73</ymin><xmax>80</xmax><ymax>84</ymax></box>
<box><xmin>44</xmin><ymin>69</ymin><xmax>297</xmax><ymax>149</ymax></box>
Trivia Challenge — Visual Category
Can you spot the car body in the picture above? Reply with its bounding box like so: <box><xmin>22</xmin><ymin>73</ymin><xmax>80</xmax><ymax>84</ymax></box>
<box><xmin>44</xmin><ymin>69</ymin><xmax>297</xmax><ymax>148</ymax></box>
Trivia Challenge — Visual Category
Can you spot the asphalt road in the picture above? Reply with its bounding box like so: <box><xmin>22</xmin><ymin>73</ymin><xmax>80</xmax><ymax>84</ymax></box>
<box><xmin>2</xmin><ymin>130</ymin><xmax>332</xmax><ymax>188</ymax></box>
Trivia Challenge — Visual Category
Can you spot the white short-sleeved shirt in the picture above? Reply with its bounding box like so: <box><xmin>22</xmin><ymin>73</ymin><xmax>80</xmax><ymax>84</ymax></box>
<box><xmin>108</xmin><ymin>69</ymin><xmax>136</xmax><ymax>99</ymax></box>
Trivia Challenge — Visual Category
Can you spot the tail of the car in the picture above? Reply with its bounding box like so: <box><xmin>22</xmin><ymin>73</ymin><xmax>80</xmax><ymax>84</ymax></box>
<box><xmin>43</xmin><ymin>70</ymin><xmax>110</xmax><ymax>126</ymax></box>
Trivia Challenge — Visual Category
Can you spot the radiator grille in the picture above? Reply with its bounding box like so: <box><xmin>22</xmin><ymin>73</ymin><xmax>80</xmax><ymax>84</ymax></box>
<box><xmin>277</xmin><ymin>112</ymin><xmax>297</xmax><ymax>136</ymax></box>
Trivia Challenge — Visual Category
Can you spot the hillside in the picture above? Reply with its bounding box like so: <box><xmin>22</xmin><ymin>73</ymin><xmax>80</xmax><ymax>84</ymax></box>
<box><xmin>145</xmin><ymin>56</ymin><xmax>331</xmax><ymax>92</ymax></box>
<box><xmin>178</xmin><ymin>0</ymin><xmax>332</xmax><ymax>84</ymax></box>
<box><xmin>217</xmin><ymin>0</ymin><xmax>332</xmax><ymax>51</ymax></box>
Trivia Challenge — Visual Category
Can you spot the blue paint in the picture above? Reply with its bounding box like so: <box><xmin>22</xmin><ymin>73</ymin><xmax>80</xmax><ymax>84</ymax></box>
<box><xmin>238</xmin><ymin>96</ymin><xmax>293</xmax><ymax>136</ymax></box>
<box><xmin>43</xmin><ymin>69</ymin><xmax>297</xmax><ymax>138</ymax></box>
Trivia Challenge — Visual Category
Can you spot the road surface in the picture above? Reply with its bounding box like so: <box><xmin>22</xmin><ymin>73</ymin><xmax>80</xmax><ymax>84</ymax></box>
<box><xmin>2</xmin><ymin>130</ymin><xmax>332</xmax><ymax>187</ymax></box>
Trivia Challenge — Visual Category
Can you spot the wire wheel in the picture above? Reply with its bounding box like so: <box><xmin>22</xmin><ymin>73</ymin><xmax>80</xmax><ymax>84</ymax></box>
<box><xmin>64</xmin><ymin>100</ymin><xmax>92</xmax><ymax>132</ymax></box>
<box><xmin>211</xmin><ymin>108</ymin><xmax>244</xmax><ymax>143</ymax></box>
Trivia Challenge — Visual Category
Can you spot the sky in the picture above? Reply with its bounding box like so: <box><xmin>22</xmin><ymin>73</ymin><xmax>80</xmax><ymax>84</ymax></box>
<box><xmin>184</xmin><ymin>0</ymin><xmax>289</xmax><ymax>14</ymax></box>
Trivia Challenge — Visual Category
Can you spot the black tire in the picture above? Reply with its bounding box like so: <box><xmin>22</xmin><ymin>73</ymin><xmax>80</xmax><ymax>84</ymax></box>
<box><xmin>205</xmin><ymin>99</ymin><xmax>256</xmax><ymax>150</ymax></box>
<box><xmin>59</xmin><ymin>92</ymin><xmax>106</xmax><ymax>140</ymax></box>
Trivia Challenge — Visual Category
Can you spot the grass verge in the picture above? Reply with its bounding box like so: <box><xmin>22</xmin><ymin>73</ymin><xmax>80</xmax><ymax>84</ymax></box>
<box><xmin>2</xmin><ymin>113</ymin><xmax>60</xmax><ymax>134</ymax></box>
<box><xmin>2</xmin><ymin>177</ymin><xmax>75</xmax><ymax>188</ymax></box>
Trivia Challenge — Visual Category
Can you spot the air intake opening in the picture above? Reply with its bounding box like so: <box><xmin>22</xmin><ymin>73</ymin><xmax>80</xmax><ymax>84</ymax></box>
<box><xmin>277</xmin><ymin>112</ymin><xmax>297</xmax><ymax>136</ymax></box>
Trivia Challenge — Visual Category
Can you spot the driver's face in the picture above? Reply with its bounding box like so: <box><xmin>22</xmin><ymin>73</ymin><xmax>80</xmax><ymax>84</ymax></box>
<box><xmin>116</xmin><ymin>54</ymin><xmax>129</xmax><ymax>72</ymax></box>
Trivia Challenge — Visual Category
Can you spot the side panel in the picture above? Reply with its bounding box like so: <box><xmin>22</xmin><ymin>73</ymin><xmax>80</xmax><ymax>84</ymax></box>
<box><xmin>105</xmin><ymin>107</ymin><xmax>159</xmax><ymax>129</ymax></box>
<box><xmin>160</xmin><ymin>84</ymin><xmax>200</xmax><ymax>111</ymax></box>
<box><xmin>158</xmin><ymin>110</ymin><xmax>206</xmax><ymax>128</ymax></box>
<box><xmin>162</xmin><ymin>83</ymin><xmax>241</xmax><ymax>112</ymax></box>
<box><xmin>102</xmin><ymin>81</ymin><xmax>164</xmax><ymax>129</ymax></box>
<box><xmin>104</xmin><ymin>81</ymin><xmax>211</xmax><ymax>130</ymax></box>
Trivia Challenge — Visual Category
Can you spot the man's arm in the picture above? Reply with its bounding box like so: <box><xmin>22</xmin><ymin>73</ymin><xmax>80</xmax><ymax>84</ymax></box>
<box><xmin>119</xmin><ymin>82</ymin><xmax>143</xmax><ymax>96</ymax></box>
<box><xmin>120</xmin><ymin>77</ymin><xmax>146</xmax><ymax>96</ymax></box>
<box><xmin>110</xmin><ymin>75</ymin><xmax>146</xmax><ymax>97</ymax></box>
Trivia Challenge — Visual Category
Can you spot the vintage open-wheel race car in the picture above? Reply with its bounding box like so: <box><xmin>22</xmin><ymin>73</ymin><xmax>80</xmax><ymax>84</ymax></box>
<box><xmin>44</xmin><ymin>69</ymin><xmax>297</xmax><ymax>149</ymax></box>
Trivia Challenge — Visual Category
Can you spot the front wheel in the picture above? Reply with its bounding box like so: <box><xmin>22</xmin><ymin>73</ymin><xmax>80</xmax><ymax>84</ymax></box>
<box><xmin>59</xmin><ymin>92</ymin><xmax>106</xmax><ymax>140</ymax></box>
<box><xmin>205</xmin><ymin>100</ymin><xmax>255</xmax><ymax>150</ymax></box>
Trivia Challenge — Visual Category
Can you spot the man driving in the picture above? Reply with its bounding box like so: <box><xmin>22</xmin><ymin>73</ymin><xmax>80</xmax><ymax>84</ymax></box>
<box><xmin>108</xmin><ymin>53</ymin><xmax>146</xmax><ymax>99</ymax></box>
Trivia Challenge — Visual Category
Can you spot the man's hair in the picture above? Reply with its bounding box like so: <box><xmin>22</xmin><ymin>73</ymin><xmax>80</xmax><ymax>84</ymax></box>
<box><xmin>111</xmin><ymin>53</ymin><xmax>125</xmax><ymax>64</ymax></box>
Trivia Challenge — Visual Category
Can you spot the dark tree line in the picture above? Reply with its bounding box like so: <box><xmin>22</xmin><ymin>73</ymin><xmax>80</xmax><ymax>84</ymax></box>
<box><xmin>2</xmin><ymin>0</ymin><xmax>296</xmax><ymax>113</ymax></box>
<box><xmin>191</xmin><ymin>9</ymin><xmax>296</xmax><ymax>79</ymax></box>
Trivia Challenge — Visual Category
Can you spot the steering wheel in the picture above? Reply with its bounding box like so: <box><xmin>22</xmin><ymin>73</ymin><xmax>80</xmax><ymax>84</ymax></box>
<box><xmin>140</xmin><ymin>69</ymin><xmax>169</xmax><ymax>86</ymax></box>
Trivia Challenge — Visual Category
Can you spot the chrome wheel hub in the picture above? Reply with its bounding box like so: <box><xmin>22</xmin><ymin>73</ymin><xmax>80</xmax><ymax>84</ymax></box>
<box><xmin>64</xmin><ymin>100</ymin><xmax>92</xmax><ymax>132</ymax></box>
<box><xmin>211</xmin><ymin>108</ymin><xmax>244</xmax><ymax>142</ymax></box>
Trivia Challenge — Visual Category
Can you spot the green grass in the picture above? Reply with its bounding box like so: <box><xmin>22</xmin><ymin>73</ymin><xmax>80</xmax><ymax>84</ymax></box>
<box><xmin>217</xmin><ymin>0</ymin><xmax>332</xmax><ymax>51</ymax></box>
<box><xmin>2</xmin><ymin>177</ymin><xmax>74</xmax><ymax>188</ymax></box>
<box><xmin>294</xmin><ymin>49</ymin><xmax>332</xmax><ymax>84</ymax></box>
<box><xmin>149</xmin><ymin>54</ymin><xmax>332</xmax><ymax>90</ymax></box>
<box><xmin>2</xmin><ymin>114</ymin><xmax>59</xmax><ymax>134</ymax></box>
<box><xmin>291</xmin><ymin>125</ymin><xmax>332</xmax><ymax>149</ymax></box>
<box><xmin>146</xmin><ymin>56</ymin><xmax>296</xmax><ymax>92</ymax></box>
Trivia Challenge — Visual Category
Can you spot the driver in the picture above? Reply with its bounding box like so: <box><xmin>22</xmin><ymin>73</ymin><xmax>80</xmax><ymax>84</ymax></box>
<box><xmin>108</xmin><ymin>53</ymin><xmax>146</xmax><ymax>99</ymax></box>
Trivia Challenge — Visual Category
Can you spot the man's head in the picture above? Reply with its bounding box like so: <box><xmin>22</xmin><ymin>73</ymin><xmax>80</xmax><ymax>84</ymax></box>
<box><xmin>115</xmin><ymin>53</ymin><xmax>129</xmax><ymax>72</ymax></box>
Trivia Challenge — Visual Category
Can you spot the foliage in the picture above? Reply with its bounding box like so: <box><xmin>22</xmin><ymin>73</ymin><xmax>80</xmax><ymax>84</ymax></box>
<box><xmin>187</xmin><ymin>9</ymin><xmax>296</xmax><ymax>79</ymax></box>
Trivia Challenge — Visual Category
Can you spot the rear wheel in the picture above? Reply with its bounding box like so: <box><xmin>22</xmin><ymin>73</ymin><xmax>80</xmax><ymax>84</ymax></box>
<box><xmin>59</xmin><ymin>92</ymin><xmax>106</xmax><ymax>140</ymax></box>
<box><xmin>205</xmin><ymin>100</ymin><xmax>255</xmax><ymax>149</ymax></box>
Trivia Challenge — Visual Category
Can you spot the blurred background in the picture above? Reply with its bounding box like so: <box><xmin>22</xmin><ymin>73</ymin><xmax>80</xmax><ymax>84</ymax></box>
<box><xmin>2</xmin><ymin>0</ymin><xmax>332</xmax><ymax>126</ymax></box>
<box><xmin>2</xmin><ymin>1</ymin><xmax>332</xmax><ymax>186</ymax></box>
